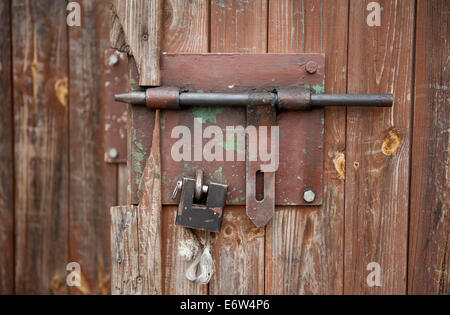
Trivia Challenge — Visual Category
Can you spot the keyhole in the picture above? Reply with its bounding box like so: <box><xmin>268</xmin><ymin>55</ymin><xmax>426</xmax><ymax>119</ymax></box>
<box><xmin>255</xmin><ymin>171</ymin><xmax>264</xmax><ymax>201</ymax></box>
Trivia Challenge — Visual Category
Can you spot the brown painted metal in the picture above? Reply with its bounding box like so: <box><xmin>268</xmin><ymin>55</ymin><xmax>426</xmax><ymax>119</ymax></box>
<box><xmin>104</xmin><ymin>49</ymin><xmax>128</xmax><ymax>163</ymax></box>
<box><xmin>129</xmin><ymin>53</ymin><xmax>325</xmax><ymax>206</ymax></box>
<box><xmin>246</xmin><ymin>102</ymin><xmax>277</xmax><ymax>227</ymax></box>
<box><xmin>146</xmin><ymin>86</ymin><xmax>180</xmax><ymax>109</ymax></box>
<box><xmin>277</xmin><ymin>87</ymin><xmax>311</xmax><ymax>111</ymax></box>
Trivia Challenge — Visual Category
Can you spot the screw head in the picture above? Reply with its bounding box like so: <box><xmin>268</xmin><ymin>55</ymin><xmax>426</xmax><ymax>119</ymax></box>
<box><xmin>303</xmin><ymin>189</ymin><xmax>316</xmax><ymax>203</ymax></box>
<box><xmin>306</xmin><ymin>61</ymin><xmax>318</xmax><ymax>74</ymax></box>
<box><xmin>109</xmin><ymin>148</ymin><xmax>119</xmax><ymax>159</ymax></box>
<box><xmin>142</xmin><ymin>33</ymin><xmax>148</xmax><ymax>41</ymax></box>
<box><xmin>109</xmin><ymin>54</ymin><xmax>119</xmax><ymax>66</ymax></box>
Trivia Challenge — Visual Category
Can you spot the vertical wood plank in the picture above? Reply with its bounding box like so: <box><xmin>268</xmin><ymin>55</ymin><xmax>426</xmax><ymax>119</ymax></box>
<box><xmin>161</xmin><ymin>0</ymin><xmax>209</xmax><ymax>295</ymax></box>
<box><xmin>0</xmin><ymin>0</ymin><xmax>14</xmax><ymax>295</ymax></box>
<box><xmin>345</xmin><ymin>0</ymin><xmax>415</xmax><ymax>294</ymax></box>
<box><xmin>112</xmin><ymin>0</ymin><xmax>163</xmax><ymax>86</ymax></box>
<box><xmin>209</xmin><ymin>0</ymin><xmax>267</xmax><ymax>295</ymax></box>
<box><xmin>68</xmin><ymin>0</ymin><xmax>117</xmax><ymax>295</ymax></box>
<box><xmin>137</xmin><ymin>111</ymin><xmax>162</xmax><ymax>295</ymax></box>
<box><xmin>266</xmin><ymin>0</ymin><xmax>348</xmax><ymax>295</ymax></box>
<box><xmin>12</xmin><ymin>0</ymin><xmax>69</xmax><ymax>294</ymax></box>
<box><xmin>111</xmin><ymin>205</ymin><xmax>140</xmax><ymax>295</ymax></box>
<box><xmin>408</xmin><ymin>0</ymin><xmax>449</xmax><ymax>295</ymax></box>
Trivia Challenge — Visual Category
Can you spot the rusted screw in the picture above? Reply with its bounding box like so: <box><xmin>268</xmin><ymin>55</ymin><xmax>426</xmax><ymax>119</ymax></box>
<box><xmin>306</xmin><ymin>61</ymin><xmax>318</xmax><ymax>74</ymax></box>
<box><xmin>142</xmin><ymin>33</ymin><xmax>148</xmax><ymax>41</ymax></box>
<box><xmin>303</xmin><ymin>189</ymin><xmax>316</xmax><ymax>203</ymax></box>
<box><xmin>136</xmin><ymin>276</ymin><xmax>143</xmax><ymax>283</ymax></box>
<box><xmin>109</xmin><ymin>54</ymin><xmax>119</xmax><ymax>66</ymax></box>
<box><xmin>109</xmin><ymin>148</ymin><xmax>119</xmax><ymax>159</ymax></box>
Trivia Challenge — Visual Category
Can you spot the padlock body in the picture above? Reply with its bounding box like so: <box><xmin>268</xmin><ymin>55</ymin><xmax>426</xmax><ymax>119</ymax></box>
<box><xmin>175</xmin><ymin>177</ymin><xmax>227</xmax><ymax>232</ymax></box>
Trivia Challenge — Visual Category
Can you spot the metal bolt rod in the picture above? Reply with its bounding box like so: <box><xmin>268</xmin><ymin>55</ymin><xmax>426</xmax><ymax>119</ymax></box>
<box><xmin>115</xmin><ymin>89</ymin><xmax>393</xmax><ymax>110</ymax></box>
<box><xmin>180</xmin><ymin>92</ymin><xmax>277</xmax><ymax>107</ymax></box>
<box><xmin>310</xmin><ymin>94</ymin><xmax>393</xmax><ymax>107</ymax></box>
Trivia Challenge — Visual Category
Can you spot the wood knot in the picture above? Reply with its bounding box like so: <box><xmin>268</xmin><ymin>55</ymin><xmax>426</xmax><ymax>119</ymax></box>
<box><xmin>54</xmin><ymin>79</ymin><xmax>68</xmax><ymax>107</ymax></box>
<box><xmin>382</xmin><ymin>130</ymin><xmax>403</xmax><ymax>156</ymax></box>
<box><xmin>223</xmin><ymin>225</ymin><xmax>234</xmax><ymax>238</ymax></box>
<box><xmin>247</xmin><ymin>227</ymin><xmax>265</xmax><ymax>240</ymax></box>
<box><xmin>333</xmin><ymin>152</ymin><xmax>346</xmax><ymax>180</ymax></box>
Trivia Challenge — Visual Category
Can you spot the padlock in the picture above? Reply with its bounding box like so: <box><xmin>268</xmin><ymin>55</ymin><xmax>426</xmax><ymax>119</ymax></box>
<box><xmin>172</xmin><ymin>169</ymin><xmax>228</xmax><ymax>233</ymax></box>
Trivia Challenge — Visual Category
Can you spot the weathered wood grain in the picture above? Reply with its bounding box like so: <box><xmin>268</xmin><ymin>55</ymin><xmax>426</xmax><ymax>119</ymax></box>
<box><xmin>210</xmin><ymin>208</ymin><xmax>265</xmax><ymax>294</ymax></box>
<box><xmin>265</xmin><ymin>0</ymin><xmax>347</xmax><ymax>295</ymax></box>
<box><xmin>345</xmin><ymin>0</ymin><xmax>415</xmax><ymax>294</ymax></box>
<box><xmin>137</xmin><ymin>110</ymin><xmax>162</xmax><ymax>295</ymax></box>
<box><xmin>408</xmin><ymin>0</ymin><xmax>449</xmax><ymax>295</ymax></box>
<box><xmin>211</xmin><ymin>0</ymin><xmax>267</xmax><ymax>53</ymax></box>
<box><xmin>0</xmin><ymin>0</ymin><xmax>14</xmax><ymax>295</ymax></box>
<box><xmin>12</xmin><ymin>0</ymin><xmax>69</xmax><ymax>294</ymax></box>
<box><xmin>112</xmin><ymin>0</ymin><xmax>163</xmax><ymax>86</ymax></box>
<box><xmin>209</xmin><ymin>0</ymin><xmax>267</xmax><ymax>295</ymax></box>
<box><xmin>68</xmin><ymin>0</ymin><xmax>117</xmax><ymax>295</ymax></box>
<box><xmin>111</xmin><ymin>205</ymin><xmax>140</xmax><ymax>295</ymax></box>
<box><xmin>161</xmin><ymin>0</ymin><xmax>209</xmax><ymax>295</ymax></box>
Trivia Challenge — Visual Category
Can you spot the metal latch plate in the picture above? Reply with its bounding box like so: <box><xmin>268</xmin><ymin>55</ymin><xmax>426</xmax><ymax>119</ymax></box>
<box><xmin>129</xmin><ymin>53</ymin><xmax>325</xmax><ymax>206</ymax></box>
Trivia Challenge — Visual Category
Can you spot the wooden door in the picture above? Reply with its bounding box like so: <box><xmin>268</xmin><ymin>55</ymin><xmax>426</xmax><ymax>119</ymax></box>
<box><xmin>0</xmin><ymin>0</ymin><xmax>447</xmax><ymax>295</ymax></box>
<box><xmin>109</xmin><ymin>0</ymin><xmax>448</xmax><ymax>295</ymax></box>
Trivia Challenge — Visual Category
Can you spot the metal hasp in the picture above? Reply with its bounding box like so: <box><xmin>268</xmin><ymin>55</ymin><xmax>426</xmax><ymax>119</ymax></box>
<box><xmin>172</xmin><ymin>169</ymin><xmax>228</xmax><ymax>232</ymax></box>
<box><xmin>116</xmin><ymin>86</ymin><xmax>392</xmax><ymax>227</ymax></box>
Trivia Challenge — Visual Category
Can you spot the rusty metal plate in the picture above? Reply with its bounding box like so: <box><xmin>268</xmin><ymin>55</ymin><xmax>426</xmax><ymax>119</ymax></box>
<box><xmin>104</xmin><ymin>49</ymin><xmax>128</xmax><ymax>163</ymax></box>
<box><xmin>129</xmin><ymin>53</ymin><xmax>324</xmax><ymax>206</ymax></box>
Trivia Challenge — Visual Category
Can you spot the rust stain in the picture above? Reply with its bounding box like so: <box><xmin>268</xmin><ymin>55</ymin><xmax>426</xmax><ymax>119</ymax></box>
<box><xmin>382</xmin><ymin>130</ymin><xmax>403</xmax><ymax>156</ymax></box>
<box><xmin>54</xmin><ymin>79</ymin><xmax>69</xmax><ymax>107</ymax></box>
<box><xmin>247</xmin><ymin>227</ymin><xmax>265</xmax><ymax>240</ymax></box>
<box><xmin>333</xmin><ymin>152</ymin><xmax>346</xmax><ymax>180</ymax></box>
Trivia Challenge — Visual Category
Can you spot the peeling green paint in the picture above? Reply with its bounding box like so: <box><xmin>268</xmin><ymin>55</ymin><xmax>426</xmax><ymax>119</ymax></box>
<box><xmin>213</xmin><ymin>167</ymin><xmax>223</xmax><ymax>178</ymax></box>
<box><xmin>196</xmin><ymin>89</ymin><xmax>204</xmax><ymax>94</ymax></box>
<box><xmin>302</xmin><ymin>149</ymin><xmax>307</xmax><ymax>154</ymax></box>
<box><xmin>183</xmin><ymin>164</ymin><xmax>191</xmax><ymax>172</ymax></box>
<box><xmin>231</xmin><ymin>197</ymin><xmax>239</xmax><ymax>204</ymax></box>
<box><xmin>136</xmin><ymin>142</ymin><xmax>144</xmax><ymax>151</ymax></box>
<box><xmin>240</xmin><ymin>196</ymin><xmax>246</xmax><ymax>201</ymax></box>
<box><xmin>130</xmin><ymin>78</ymin><xmax>136</xmax><ymax>84</ymax></box>
<box><xmin>312</xmin><ymin>84</ymin><xmax>325</xmax><ymax>94</ymax></box>
<box><xmin>304</xmin><ymin>83</ymin><xmax>311</xmax><ymax>90</ymax></box>
<box><xmin>321</xmin><ymin>117</ymin><xmax>325</xmax><ymax>125</ymax></box>
<box><xmin>193</xmin><ymin>107</ymin><xmax>226</xmax><ymax>124</ymax></box>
